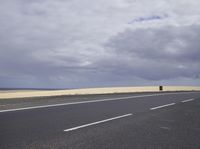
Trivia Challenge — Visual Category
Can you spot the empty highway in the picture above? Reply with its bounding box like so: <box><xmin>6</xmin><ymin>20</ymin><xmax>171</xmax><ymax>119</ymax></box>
<box><xmin>1</xmin><ymin>91</ymin><xmax>200</xmax><ymax>149</ymax></box>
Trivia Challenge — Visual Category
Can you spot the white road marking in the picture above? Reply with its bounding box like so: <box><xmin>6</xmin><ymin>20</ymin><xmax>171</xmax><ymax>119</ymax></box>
<box><xmin>64</xmin><ymin>113</ymin><xmax>132</xmax><ymax>132</ymax></box>
<box><xmin>150</xmin><ymin>103</ymin><xmax>175</xmax><ymax>110</ymax></box>
<box><xmin>181</xmin><ymin>98</ymin><xmax>194</xmax><ymax>103</ymax></box>
<box><xmin>0</xmin><ymin>91</ymin><xmax>198</xmax><ymax>113</ymax></box>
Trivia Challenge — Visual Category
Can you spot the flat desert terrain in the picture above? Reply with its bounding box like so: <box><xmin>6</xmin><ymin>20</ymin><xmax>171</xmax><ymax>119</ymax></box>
<box><xmin>0</xmin><ymin>86</ymin><xmax>200</xmax><ymax>99</ymax></box>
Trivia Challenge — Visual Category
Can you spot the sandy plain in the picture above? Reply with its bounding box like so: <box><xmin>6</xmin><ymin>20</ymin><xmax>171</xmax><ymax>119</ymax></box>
<box><xmin>0</xmin><ymin>86</ymin><xmax>200</xmax><ymax>99</ymax></box>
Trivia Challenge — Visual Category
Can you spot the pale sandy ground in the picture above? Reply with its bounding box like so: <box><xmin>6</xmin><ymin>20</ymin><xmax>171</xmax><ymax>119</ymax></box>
<box><xmin>0</xmin><ymin>90</ymin><xmax>43</xmax><ymax>93</ymax></box>
<box><xmin>0</xmin><ymin>86</ymin><xmax>200</xmax><ymax>99</ymax></box>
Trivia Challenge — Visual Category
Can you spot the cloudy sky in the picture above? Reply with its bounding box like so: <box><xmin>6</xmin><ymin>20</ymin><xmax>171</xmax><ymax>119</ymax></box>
<box><xmin>0</xmin><ymin>0</ymin><xmax>200</xmax><ymax>89</ymax></box>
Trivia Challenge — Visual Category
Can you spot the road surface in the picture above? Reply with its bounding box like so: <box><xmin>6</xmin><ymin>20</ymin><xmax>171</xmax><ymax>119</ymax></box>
<box><xmin>1</xmin><ymin>91</ymin><xmax>200</xmax><ymax>149</ymax></box>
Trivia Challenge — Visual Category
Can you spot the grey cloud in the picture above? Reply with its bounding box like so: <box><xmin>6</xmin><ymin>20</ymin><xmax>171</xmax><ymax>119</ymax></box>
<box><xmin>104</xmin><ymin>25</ymin><xmax>200</xmax><ymax>80</ymax></box>
<box><xmin>0</xmin><ymin>0</ymin><xmax>200</xmax><ymax>88</ymax></box>
<box><xmin>107</xmin><ymin>25</ymin><xmax>200</xmax><ymax>61</ymax></box>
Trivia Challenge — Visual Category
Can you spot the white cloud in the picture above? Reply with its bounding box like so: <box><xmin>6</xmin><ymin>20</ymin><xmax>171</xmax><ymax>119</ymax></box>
<box><xmin>0</xmin><ymin>0</ymin><xmax>200</xmax><ymax>88</ymax></box>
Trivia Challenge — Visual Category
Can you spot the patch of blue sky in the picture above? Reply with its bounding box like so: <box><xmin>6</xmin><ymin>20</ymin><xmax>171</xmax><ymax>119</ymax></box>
<box><xmin>128</xmin><ymin>14</ymin><xmax>168</xmax><ymax>24</ymax></box>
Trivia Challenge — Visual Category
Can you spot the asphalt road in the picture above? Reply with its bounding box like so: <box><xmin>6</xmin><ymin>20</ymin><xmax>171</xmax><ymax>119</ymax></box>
<box><xmin>0</xmin><ymin>91</ymin><xmax>200</xmax><ymax>149</ymax></box>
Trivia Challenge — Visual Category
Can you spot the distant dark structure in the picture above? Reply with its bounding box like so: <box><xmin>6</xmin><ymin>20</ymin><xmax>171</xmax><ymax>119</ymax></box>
<box><xmin>159</xmin><ymin>86</ymin><xmax>163</xmax><ymax>91</ymax></box>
